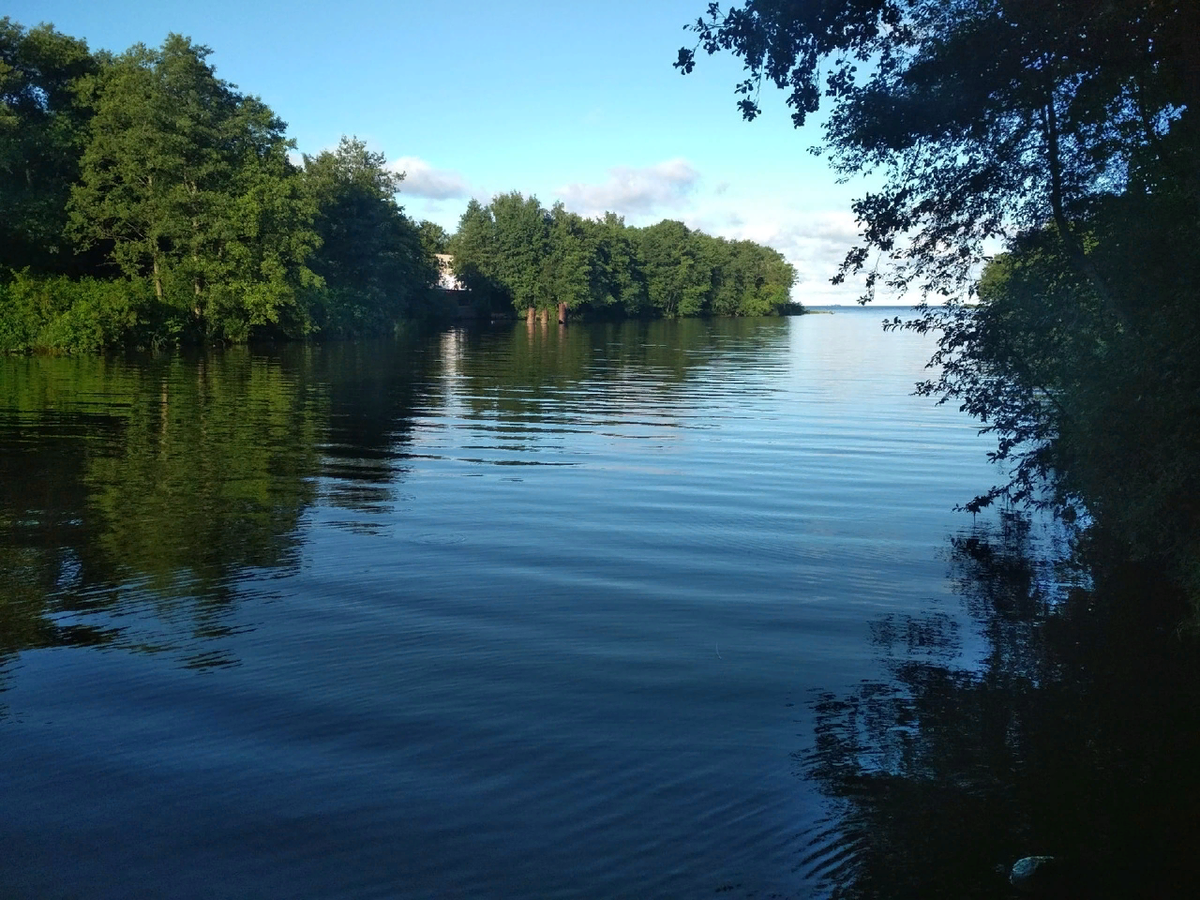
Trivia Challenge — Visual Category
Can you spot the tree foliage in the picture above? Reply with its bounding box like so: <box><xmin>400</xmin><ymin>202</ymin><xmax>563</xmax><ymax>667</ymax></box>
<box><xmin>67</xmin><ymin>35</ymin><xmax>319</xmax><ymax>342</ymax></box>
<box><xmin>0</xmin><ymin>19</ymin><xmax>99</xmax><ymax>273</ymax></box>
<box><xmin>1</xmin><ymin>21</ymin><xmax>445</xmax><ymax>351</ymax></box>
<box><xmin>450</xmin><ymin>192</ymin><xmax>797</xmax><ymax>320</ymax></box>
<box><xmin>678</xmin><ymin>0</ymin><xmax>1199</xmax><ymax>306</ymax></box>
<box><xmin>679</xmin><ymin>0</ymin><xmax>1200</xmax><ymax>605</ymax></box>
<box><xmin>302</xmin><ymin>137</ymin><xmax>437</xmax><ymax>336</ymax></box>
<box><xmin>417</xmin><ymin>219</ymin><xmax>450</xmax><ymax>257</ymax></box>
<box><xmin>3</xmin><ymin>18</ymin><xmax>800</xmax><ymax>352</ymax></box>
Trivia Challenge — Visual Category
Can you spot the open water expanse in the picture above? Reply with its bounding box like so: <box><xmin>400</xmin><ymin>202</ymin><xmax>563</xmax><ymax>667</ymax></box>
<box><xmin>0</xmin><ymin>309</ymin><xmax>1077</xmax><ymax>897</ymax></box>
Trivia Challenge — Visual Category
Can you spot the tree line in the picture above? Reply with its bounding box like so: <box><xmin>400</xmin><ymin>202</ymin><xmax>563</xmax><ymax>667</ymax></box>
<box><xmin>0</xmin><ymin>22</ymin><xmax>439</xmax><ymax>350</ymax></box>
<box><xmin>678</xmin><ymin>0</ymin><xmax>1200</xmax><ymax>612</ymax></box>
<box><xmin>449</xmin><ymin>194</ymin><xmax>798</xmax><ymax>320</ymax></box>
<box><xmin>1</xmin><ymin>19</ymin><xmax>799</xmax><ymax>353</ymax></box>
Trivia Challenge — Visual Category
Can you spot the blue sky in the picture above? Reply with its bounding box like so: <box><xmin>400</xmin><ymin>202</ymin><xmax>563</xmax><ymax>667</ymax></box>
<box><xmin>12</xmin><ymin>0</ymin><xmax>876</xmax><ymax>302</ymax></box>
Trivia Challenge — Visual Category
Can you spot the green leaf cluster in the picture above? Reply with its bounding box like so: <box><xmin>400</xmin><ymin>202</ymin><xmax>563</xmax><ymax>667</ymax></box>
<box><xmin>0</xmin><ymin>19</ymin><xmax>442</xmax><ymax>352</ymax></box>
<box><xmin>0</xmin><ymin>19</ymin><xmax>99</xmax><ymax>273</ymax></box>
<box><xmin>301</xmin><ymin>137</ymin><xmax>439</xmax><ymax>337</ymax></box>
<box><xmin>63</xmin><ymin>34</ymin><xmax>321</xmax><ymax>342</ymax></box>
<box><xmin>449</xmin><ymin>193</ymin><xmax>798</xmax><ymax>320</ymax></box>
<box><xmin>926</xmin><ymin>191</ymin><xmax>1200</xmax><ymax>604</ymax></box>
<box><xmin>0</xmin><ymin>271</ymin><xmax>163</xmax><ymax>353</ymax></box>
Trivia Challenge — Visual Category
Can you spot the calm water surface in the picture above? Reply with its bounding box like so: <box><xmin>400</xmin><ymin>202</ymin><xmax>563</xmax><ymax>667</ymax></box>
<box><xmin>2</xmin><ymin>310</ymin><xmax>1008</xmax><ymax>898</ymax></box>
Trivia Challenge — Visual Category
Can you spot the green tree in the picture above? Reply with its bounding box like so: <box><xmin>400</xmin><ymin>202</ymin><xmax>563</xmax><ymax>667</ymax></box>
<box><xmin>302</xmin><ymin>136</ymin><xmax>437</xmax><ymax>335</ymax></box>
<box><xmin>450</xmin><ymin>198</ymin><xmax>507</xmax><ymax>309</ymax></box>
<box><xmin>738</xmin><ymin>240</ymin><xmax>796</xmax><ymax>316</ymax></box>
<box><xmin>590</xmin><ymin>212</ymin><xmax>649</xmax><ymax>316</ymax></box>
<box><xmin>541</xmin><ymin>203</ymin><xmax>595</xmax><ymax>312</ymax></box>
<box><xmin>448</xmin><ymin>194</ymin><xmax>794</xmax><ymax>322</ymax></box>
<box><xmin>489</xmin><ymin>191</ymin><xmax>551</xmax><ymax>314</ymax></box>
<box><xmin>636</xmin><ymin>220</ymin><xmax>709</xmax><ymax>318</ymax></box>
<box><xmin>68</xmin><ymin>34</ymin><xmax>318</xmax><ymax>342</ymax></box>
<box><xmin>677</xmin><ymin>0</ymin><xmax>1199</xmax><ymax>312</ymax></box>
<box><xmin>679</xmin><ymin>0</ymin><xmax>1200</xmax><ymax>606</ymax></box>
<box><xmin>417</xmin><ymin>219</ymin><xmax>450</xmax><ymax>257</ymax></box>
<box><xmin>0</xmin><ymin>19</ymin><xmax>99</xmax><ymax>273</ymax></box>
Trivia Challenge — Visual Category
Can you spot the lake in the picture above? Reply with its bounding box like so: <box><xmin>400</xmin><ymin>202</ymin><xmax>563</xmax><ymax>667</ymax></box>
<box><xmin>7</xmin><ymin>308</ymin><xmax>1185</xmax><ymax>899</ymax></box>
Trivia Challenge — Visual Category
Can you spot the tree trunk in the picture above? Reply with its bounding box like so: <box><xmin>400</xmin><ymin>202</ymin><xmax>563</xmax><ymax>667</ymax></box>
<box><xmin>1042</xmin><ymin>99</ymin><xmax>1129</xmax><ymax>331</ymax></box>
<box><xmin>152</xmin><ymin>255</ymin><xmax>163</xmax><ymax>301</ymax></box>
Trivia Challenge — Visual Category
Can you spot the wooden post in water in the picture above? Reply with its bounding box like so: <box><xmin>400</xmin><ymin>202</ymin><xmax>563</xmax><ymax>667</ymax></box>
<box><xmin>526</xmin><ymin>306</ymin><xmax>535</xmax><ymax>325</ymax></box>
<box><xmin>557</xmin><ymin>301</ymin><xmax>568</xmax><ymax>324</ymax></box>
<box><xmin>539</xmin><ymin>308</ymin><xmax>549</xmax><ymax>326</ymax></box>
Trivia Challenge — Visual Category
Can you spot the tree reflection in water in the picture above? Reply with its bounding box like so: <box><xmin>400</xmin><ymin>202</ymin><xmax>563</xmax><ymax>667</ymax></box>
<box><xmin>0</xmin><ymin>351</ymin><xmax>328</xmax><ymax>679</ymax></box>
<box><xmin>800</xmin><ymin>513</ymin><xmax>1200</xmax><ymax>899</ymax></box>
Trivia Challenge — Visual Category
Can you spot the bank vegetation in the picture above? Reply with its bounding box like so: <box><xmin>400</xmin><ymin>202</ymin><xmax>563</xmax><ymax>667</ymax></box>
<box><xmin>1</xmin><ymin>19</ymin><xmax>799</xmax><ymax>354</ymax></box>
<box><xmin>679</xmin><ymin>0</ymin><xmax>1200</xmax><ymax>610</ymax></box>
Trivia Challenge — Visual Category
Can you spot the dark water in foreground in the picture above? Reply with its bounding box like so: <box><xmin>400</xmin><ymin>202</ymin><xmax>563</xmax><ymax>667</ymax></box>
<box><xmin>2</xmin><ymin>310</ymin><xmax>1198</xmax><ymax>899</ymax></box>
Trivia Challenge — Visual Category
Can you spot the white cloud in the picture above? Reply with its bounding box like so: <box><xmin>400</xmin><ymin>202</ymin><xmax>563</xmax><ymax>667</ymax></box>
<box><xmin>557</xmin><ymin>158</ymin><xmax>701</xmax><ymax>219</ymax></box>
<box><xmin>390</xmin><ymin>156</ymin><xmax>470</xmax><ymax>200</ymax></box>
<box><xmin>762</xmin><ymin>212</ymin><xmax>863</xmax><ymax>303</ymax></box>
<box><xmin>757</xmin><ymin>211</ymin><xmax>860</xmax><ymax>274</ymax></box>
<box><xmin>686</xmin><ymin>206</ymin><xmax>871</xmax><ymax>304</ymax></box>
